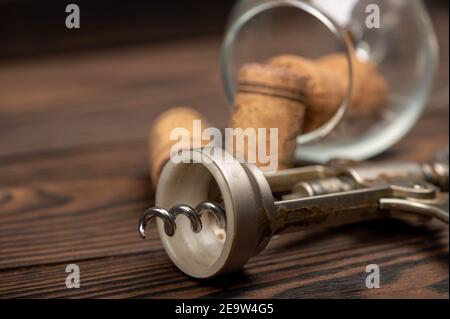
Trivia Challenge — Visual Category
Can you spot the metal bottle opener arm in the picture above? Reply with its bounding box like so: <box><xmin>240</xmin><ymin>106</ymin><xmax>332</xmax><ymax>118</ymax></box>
<box><xmin>265</xmin><ymin>151</ymin><xmax>449</xmax><ymax>233</ymax></box>
<box><xmin>272</xmin><ymin>184</ymin><xmax>448</xmax><ymax>235</ymax></box>
<box><xmin>139</xmin><ymin>148</ymin><xmax>448</xmax><ymax>278</ymax></box>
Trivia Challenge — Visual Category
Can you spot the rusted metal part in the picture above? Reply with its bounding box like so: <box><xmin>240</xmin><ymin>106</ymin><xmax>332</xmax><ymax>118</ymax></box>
<box><xmin>271</xmin><ymin>182</ymin><xmax>442</xmax><ymax>235</ymax></box>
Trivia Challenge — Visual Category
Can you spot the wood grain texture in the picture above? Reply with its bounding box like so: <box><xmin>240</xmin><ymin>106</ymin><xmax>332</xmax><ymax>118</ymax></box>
<box><xmin>0</xmin><ymin>36</ymin><xmax>448</xmax><ymax>299</ymax></box>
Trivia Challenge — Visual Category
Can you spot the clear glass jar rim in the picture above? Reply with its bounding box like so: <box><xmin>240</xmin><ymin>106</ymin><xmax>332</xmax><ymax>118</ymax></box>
<box><xmin>220</xmin><ymin>0</ymin><xmax>354</xmax><ymax>145</ymax></box>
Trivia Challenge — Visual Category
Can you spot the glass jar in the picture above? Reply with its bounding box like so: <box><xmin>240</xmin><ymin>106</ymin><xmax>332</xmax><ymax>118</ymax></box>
<box><xmin>221</xmin><ymin>0</ymin><xmax>438</xmax><ymax>163</ymax></box>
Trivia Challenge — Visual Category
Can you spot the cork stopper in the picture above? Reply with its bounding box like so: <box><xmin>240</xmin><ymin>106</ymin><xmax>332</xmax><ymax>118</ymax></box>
<box><xmin>317</xmin><ymin>53</ymin><xmax>388</xmax><ymax>117</ymax></box>
<box><xmin>230</xmin><ymin>63</ymin><xmax>307</xmax><ymax>169</ymax></box>
<box><xmin>269</xmin><ymin>54</ymin><xmax>344</xmax><ymax>132</ymax></box>
<box><xmin>269</xmin><ymin>53</ymin><xmax>388</xmax><ymax>131</ymax></box>
<box><xmin>149</xmin><ymin>107</ymin><xmax>211</xmax><ymax>188</ymax></box>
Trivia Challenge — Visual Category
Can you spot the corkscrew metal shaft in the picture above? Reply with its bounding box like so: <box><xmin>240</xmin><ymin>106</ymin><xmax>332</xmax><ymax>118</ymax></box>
<box><xmin>139</xmin><ymin>147</ymin><xmax>448</xmax><ymax>278</ymax></box>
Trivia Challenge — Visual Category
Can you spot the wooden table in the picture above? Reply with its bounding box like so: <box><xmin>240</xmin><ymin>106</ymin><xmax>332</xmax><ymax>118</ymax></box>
<box><xmin>0</xmin><ymin>37</ymin><xmax>448</xmax><ymax>299</ymax></box>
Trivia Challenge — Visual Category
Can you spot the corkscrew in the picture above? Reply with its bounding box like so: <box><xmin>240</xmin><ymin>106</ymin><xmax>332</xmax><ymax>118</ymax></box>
<box><xmin>139</xmin><ymin>147</ymin><xmax>448</xmax><ymax>278</ymax></box>
<box><xmin>139</xmin><ymin>202</ymin><xmax>226</xmax><ymax>237</ymax></box>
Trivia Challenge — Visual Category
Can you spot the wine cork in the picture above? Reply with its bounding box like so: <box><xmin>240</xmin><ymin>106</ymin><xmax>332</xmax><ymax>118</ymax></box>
<box><xmin>149</xmin><ymin>107</ymin><xmax>211</xmax><ymax>188</ymax></box>
<box><xmin>269</xmin><ymin>53</ymin><xmax>389</xmax><ymax>131</ymax></box>
<box><xmin>230</xmin><ymin>63</ymin><xmax>307</xmax><ymax>170</ymax></box>
<box><xmin>317</xmin><ymin>53</ymin><xmax>388</xmax><ymax>117</ymax></box>
<box><xmin>269</xmin><ymin>54</ymin><xmax>344</xmax><ymax>132</ymax></box>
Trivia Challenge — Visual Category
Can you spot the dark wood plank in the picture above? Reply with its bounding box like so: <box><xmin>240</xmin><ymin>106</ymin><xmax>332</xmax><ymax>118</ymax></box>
<box><xmin>0</xmin><ymin>140</ymin><xmax>149</xmax><ymax>184</ymax></box>
<box><xmin>0</xmin><ymin>220</ymin><xmax>447</xmax><ymax>298</ymax></box>
<box><xmin>0</xmin><ymin>177</ymin><xmax>153</xmax><ymax>269</ymax></box>
<box><xmin>0</xmin><ymin>38</ymin><xmax>229</xmax><ymax>160</ymax></box>
<box><xmin>0</xmin><ymin>36</ymin><xmax>448</xmax><ymax>299</ymax></box>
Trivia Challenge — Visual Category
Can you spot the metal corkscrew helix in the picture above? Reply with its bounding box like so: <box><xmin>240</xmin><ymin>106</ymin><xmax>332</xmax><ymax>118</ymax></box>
<box><xmin>139</xmin><ymin>201</ymin><xmax>226</xmax><ymax>238</ymax></box>
<box><xmin>139</xmin><ymin>147</ymin><xmax>449</xmax><ymax>278</ymax></box>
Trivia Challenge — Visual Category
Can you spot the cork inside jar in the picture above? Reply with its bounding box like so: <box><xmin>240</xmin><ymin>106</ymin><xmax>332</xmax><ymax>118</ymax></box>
<box><xmin>221</xmin><ymin>0</ymin><xmax>438</xmax><ymax>163</ymax></box>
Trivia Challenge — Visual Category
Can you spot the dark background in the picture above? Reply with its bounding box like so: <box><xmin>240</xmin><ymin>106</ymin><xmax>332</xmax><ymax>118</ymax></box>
<box><xmin>0</xmin><ymin>0</ymin><xmax>447</xmax><ymax>61</ymax></box>
<box><xmin>0</xmin><ymin>0</ymin><xmax>235</xmax><ymax>61</ymax></box>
